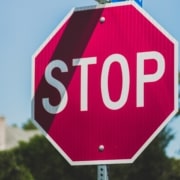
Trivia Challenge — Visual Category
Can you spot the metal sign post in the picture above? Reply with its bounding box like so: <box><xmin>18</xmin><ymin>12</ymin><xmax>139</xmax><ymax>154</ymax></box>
<box><xmin>97</xmin><ymin>165</ymin><xmax>109</xmax><ymax>180</ymax></box>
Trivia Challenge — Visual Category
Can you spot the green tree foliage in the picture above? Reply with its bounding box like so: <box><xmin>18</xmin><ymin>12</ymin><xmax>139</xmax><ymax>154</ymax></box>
<box><xmin>14</xmin><ymin>135</ymin><xmax>96</xmax><ymax>180</ymax></box>
<box><xmin>0</xmin><ymin>150</ymin><xmax>34</xmax><ymax>180</ymax></box>
<box><xmin>167</xmin><ymin>158</ymin><xmax>180</xmax><ymax>180</ymax></box>
<box><xmin>22</xmin><ymin>119</ymin><xmax>37</xmax><ymax>130</ymax></box>
<box><xmin>95</xmin><ymin>0</ymin><xmax>110</xmax><ymax>4</ymax></box>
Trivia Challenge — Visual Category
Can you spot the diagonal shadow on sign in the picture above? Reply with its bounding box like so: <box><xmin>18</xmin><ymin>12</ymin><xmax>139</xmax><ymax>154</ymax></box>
<box><xmin>33</xmin><ymin>7</ymin><xmax>104</xmax><ymax>132</ymax></box>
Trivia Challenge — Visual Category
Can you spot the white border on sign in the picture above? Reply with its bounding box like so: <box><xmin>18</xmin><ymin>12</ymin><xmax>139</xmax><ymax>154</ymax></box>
<box><xmin>31</xmin><ymin>1</ymin><xmax>178</xmax><ymax>166</ymax></box>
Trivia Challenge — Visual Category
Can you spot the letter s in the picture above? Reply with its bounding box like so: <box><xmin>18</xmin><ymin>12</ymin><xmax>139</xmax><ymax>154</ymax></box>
<box><xmin>42</xmin><ymin>60</ymin><xmax>68</xmax><ymax>114</ymax></box>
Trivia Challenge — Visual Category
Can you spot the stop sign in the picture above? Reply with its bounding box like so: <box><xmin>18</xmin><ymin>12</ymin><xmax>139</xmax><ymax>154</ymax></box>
<box><xmin>32</xmin><ymin>2</ymin><xmax>178</xmax><ymax>165</ymax></box>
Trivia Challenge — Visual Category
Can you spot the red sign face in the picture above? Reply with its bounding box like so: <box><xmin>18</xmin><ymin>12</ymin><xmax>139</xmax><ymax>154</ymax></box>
<box><xmin>32</xmin><ymin>2</ymin><xmax>178</xmax><ymax>165</ymax></box>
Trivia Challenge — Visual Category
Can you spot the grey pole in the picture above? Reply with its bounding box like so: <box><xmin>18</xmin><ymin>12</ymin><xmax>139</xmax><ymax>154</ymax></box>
<box><xmin>97</xmin><ymin>165</ymin><xmax>109</xmax><ymax>180</ymax></box>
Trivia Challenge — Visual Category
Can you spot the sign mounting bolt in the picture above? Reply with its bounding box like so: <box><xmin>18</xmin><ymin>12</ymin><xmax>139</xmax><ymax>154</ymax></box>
<box><xmin>100</xmin><ymin>16</ymin><xmax>105</xmax><ymax>23</ymax></box>
<box><xmin>99</xmin><ymin>145</ymin><xmax>105</xmax><ymax>152</ymax></box>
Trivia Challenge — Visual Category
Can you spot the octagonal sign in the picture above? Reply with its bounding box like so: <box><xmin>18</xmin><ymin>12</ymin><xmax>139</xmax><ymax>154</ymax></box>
<box><xmin>32</xmin><ymin>2</ymin><xmax>178</xmax><ymax>165</ymax></box>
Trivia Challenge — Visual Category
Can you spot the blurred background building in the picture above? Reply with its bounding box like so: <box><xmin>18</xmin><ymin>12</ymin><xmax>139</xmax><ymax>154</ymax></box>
<box><xmin>0</xmin><ymin>116</ymin><xmax>41</xmax><ymax>151</ymax></box>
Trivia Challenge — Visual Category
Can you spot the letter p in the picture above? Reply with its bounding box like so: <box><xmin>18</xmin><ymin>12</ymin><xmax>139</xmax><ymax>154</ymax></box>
<box><xmin>137</xmin><ymin>51</ymin><xmax>165</xmax><ymax>107</ymax></box>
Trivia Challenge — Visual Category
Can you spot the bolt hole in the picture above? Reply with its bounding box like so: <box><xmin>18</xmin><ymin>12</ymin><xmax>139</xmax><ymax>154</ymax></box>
<box><xmin>99</xmin><ymin>17</ymin><xmax>105</xmax><ymax>23</ymax></box>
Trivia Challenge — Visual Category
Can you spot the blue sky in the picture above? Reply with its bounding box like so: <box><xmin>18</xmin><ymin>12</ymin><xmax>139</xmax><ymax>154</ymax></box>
<box><xmin>0</xmin><ymin>0</ymin><xmax>179</xmax><ymax>158</ymax></box>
